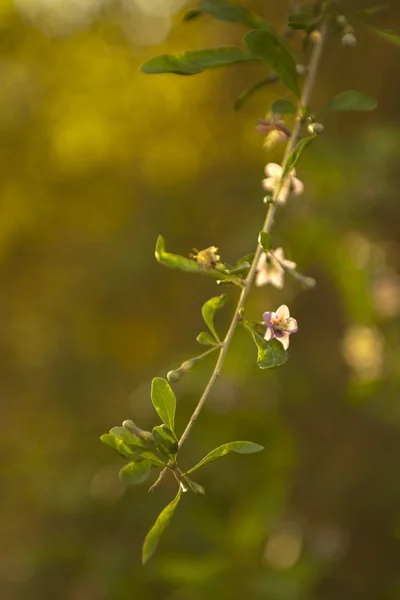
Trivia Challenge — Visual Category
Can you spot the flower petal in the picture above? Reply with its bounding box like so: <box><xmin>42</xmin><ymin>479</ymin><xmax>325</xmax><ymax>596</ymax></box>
<box><xmin>282</xmin><ymin>258</ymin><xmax>296</xmax><ymax>270</ymax></box>
<box><xmin>291</xmin><ymin>177</ymin><xmax>304</xmax><ymax>196</ymax></box>
<box><xmin>265</xmin><ymin>163</ymin><xmax>282</xmax><ymax>178</ymax></box>
<box><xmin>276</xmin><ymin>304</ymin><xmax>290</xmax><ymax>321</ymax></box>
<box><xmin>255</xmin><ymin>270</ymin><xmax>271</xmax><ymax>287</ymax></box>
<box><xmin>263</xmin><ymin>311</ymin><xmax>273</xmax><ymax>327</ymax></box>
<box><xmin>273</xmin><ymin>247</ymin><xmax>285</xmax><ymax>262</ymax></box>
<box><xmin>269</xmin><ymin>269</ymin><xmax>284</xmax><ymax>289</ymax></box>
<box><xmin>277</xmin><ymin>332</ymin><xmax>290</xmax><ymax>350</ymax></box>
<box><xmin>285</xmin><ymin>318</ymin><xmax>298</xmax><ymax>333</ymax></box>
<box><xmin>264</xmin><ymin>326</ymin><xmax>275</xmax><ymax>341</ymax></box>
<box><xmin>262</xmin><ymin>178</ymin><xmax>276</xmax><ymax>192</ymax></box>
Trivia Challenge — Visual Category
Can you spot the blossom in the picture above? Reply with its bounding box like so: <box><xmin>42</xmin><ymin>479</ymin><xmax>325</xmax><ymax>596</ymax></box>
<box><xmin>255</xmin><ymin>248</ymin><xmax>296</xmax><ymax>289</ymax></box>
<box><xmin>263</xmin><ymin>304</ymin><xmax>298</xmax><ymax>350</ymax></box>
<box><xmin>262</xmin><ymin>163</ymin><xmax>304</xmax><ymax>205</ymax></box>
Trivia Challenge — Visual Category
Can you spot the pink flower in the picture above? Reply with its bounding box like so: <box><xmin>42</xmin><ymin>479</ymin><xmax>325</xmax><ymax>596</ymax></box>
<box><xmin>255</xmin><ymin>248</ymin><xmax>296</xmax><ymax>289</ymax></box>
<box><xmin>262</xmin><ymin>163</ymin><xmax>304</xmax><ymax>205</ymax></box>
<box><xmin>263</xmin><ymin>304</ymin><xmax>298</xmax><ymax>350</ymax></box>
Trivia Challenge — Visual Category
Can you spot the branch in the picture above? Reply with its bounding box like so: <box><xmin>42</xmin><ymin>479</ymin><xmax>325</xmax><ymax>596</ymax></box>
<box><xmin>149</xmin><ymin>21</ymin><xmax>329</xmax><ymax>492</ymax></box>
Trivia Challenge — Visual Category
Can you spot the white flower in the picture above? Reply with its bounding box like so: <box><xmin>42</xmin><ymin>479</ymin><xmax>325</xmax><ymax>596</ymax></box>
<box><xmin>262</xmin><ymin>162</ymin><xmax>304</xmax><ymax>205</ymax></box>
<box><xmin>263</xmin><ymin>304</ymin><xmax>298</xmax><ymax>350</ymax></box>
<box><xmin>255</xmin><ymin>248</ymin><xmax>296</xmax><ymax>289</ymax></box>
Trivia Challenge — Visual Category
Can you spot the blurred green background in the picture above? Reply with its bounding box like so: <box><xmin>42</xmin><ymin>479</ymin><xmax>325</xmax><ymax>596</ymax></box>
<box><xmin>1</xmin><ymin>0</ymin><xmax>400</xmax><ymax>598</ymax></box>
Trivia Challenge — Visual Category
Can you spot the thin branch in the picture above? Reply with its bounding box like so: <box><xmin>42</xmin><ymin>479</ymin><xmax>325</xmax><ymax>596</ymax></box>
<box><xmin>149</xmin><ymin>21</ymin><xmax>329</xmax><ymax>492</ymax></box>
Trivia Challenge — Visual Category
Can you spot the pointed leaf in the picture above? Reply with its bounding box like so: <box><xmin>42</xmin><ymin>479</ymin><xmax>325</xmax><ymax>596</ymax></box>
<box><xmin>155</xmin><ymin>235</ymin><xmax>241</xmax><ymax>284</ymax></box>
<box><xmin>152</xmin><ymin>425</ymin><xmax>179</xmax><ymax>456</ymax></box>
<box><xmin>288</xmin><ymin>12</ymin><xmax>320</xmax><ymax>31</ymax></box>
<box><xmin>324</xmin><ymin>90</ymin><xmax>378</xmax><ymax>112</ymax></box>
<box><xmin>271</xmin><ymin>98</ymin><xmax>297</xmax><ymax>114</ymax></box>
<box><xmin>244</xmin><ymin>30</ymin><xmax>300</xmax><ymax>98</ymax></box>
<box><xmin>141</xmin><ymin>47</ymin><xmax>257</xmax><ymax>76</ymax></box>
<box><xmin>119</xmin><ymin>460</ymin><xmax>152</xmax><ymax>485</ymax></box>
<box><xmin>142</xmin><ymin>489</ymin><xmax>182</xmax><ymax>564</ymax></box>
<box><xmin>201</xmin><ymin>294</ymin><xmax>227</xmax><ymax>342</ymax></box>
<box><xmin>183</xmin><ymin>9</ymin><xmax>202</xmax><ymax>21</ymax></box>
<box><xmin>365</xmin><ymin>26</ymin><xmax>400</xmax><ymax>47</ymax></box>
<box><xmin>187</xmin><ymin>441</ymin><xmax>264</xmax><ymax>474</ymax></box>
<box><xmin>200</xmin><ymin>0</ymin><xmax>273</xmax><ymax>31</ymax></box>
<box><xmin>356</xmin><ymin>5</ymin><xmax>389</xmax><ymax>16</ymax></box>
<box><xmin>258</xmin><ymin>231</ymin><xmax>272</xmax><ymax>252</ymax></box>
<box><xmin>196</xmin><ymin>331</ymin><xmax>219</xmax><ymax>346</ymax></box>
<box><xmin>244</xmin><ymin>323</ymin><xmax>288</xmax><ymax>369</ymax></box>
<box><xmin>281</xmin><ymin>134</ymin><xmax>316</xmax><ymax>184</ymax></box>
<box><xmin>151</xmin><ymin>378</ymin><xmax>176</xmax><ymax>432</ymax></box>
<box><xmin>100</xmin><ymin>433</ymin><xmax>136</xmax><ymax>459</ymax></box>
<box><xmin>234</xmin><ymin>76</ymin><xmax>275</xmax><ymax>110</ymax></box>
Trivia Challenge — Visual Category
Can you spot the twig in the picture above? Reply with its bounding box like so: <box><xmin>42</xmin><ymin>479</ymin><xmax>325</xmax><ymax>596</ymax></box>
<box><xmin>149</xmin><ymin>21</ymin><xmax>329</xmax><ymax>491</ymax></box>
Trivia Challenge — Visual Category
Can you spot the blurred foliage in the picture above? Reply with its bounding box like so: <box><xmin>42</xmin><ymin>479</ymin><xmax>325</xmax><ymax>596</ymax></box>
<box><xmin>1</xmin><ymin>0</ymin><xmax>400</xmax><ymax>599</ymax></box>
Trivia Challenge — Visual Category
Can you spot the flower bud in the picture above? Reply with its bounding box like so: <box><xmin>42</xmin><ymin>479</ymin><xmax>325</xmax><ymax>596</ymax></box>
<box><xmin>180</xmin><ymin>358</ymin><xmax>199</xmax><ymax>372</ymax></box>
<box><xmin>341</xmin><ymin>32</ymin><xmax>357</xmax><ymax>46</ymax></box>
<box><xmin>167</xmin><ymin>369</ymin><xmax>182</xmax><ymax>383</ymax></box>
<box><xmin>307</xmin><ymin>122</ymin><xmax>324</xmax><ymax>135</ymax></box>
<box><xmin>296</xmin><ymin>64</ymin><xmax>306</xmax><ymax>76</ymax></box>
<box><xmin>336</xmin><ymin>15</ymin><xmax>347</xmax><ymax>27</ymax></box>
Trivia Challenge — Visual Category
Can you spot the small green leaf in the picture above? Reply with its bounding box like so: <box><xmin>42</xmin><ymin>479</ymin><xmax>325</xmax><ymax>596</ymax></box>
<box><xmin>244</xmin><ymin>30</ymin><xmax>300</xmax><ymax>98</ymax></box>
<box><xmin>200</xmin><ymin>0</ymin><xmax>273</xmax><ymax>31</ymax></box>
<box><xmin>187</xmin><ymin>441</ymin><xmax>264</xmax><ymax>474</ymax></box>
<box><xmin>155</xmin><ymin>235</ymin><xmax>202</xmax><ymax>273</ymax></box>
<box><xmin>155</xmin><ymin>235</ymin><xmax>241</xmax><ymax>285</ymax></box>
<box><xmin>151</xmin><ymin>378</ymin><xmax>176</xmax><ymax>433</ymax></box>
<box><xmin>184</xmin><ymin>477</ymin><xmax>206</xmax><ymax>495</ymax></box>
<box><xmin>271</xmin><ymin>98</ymin><xmax>297</xmax><ymax>114</ymax></box>
<box><xmin>183</xmin><ymin>9</ymin><xmax>202</xmax><ymax>21</ymax></box>
<box><xmin>234</xmin><ymin>76</ymin><xmax>275</xmax><ymax>110</ymax></box>
<box><xmin>324</xmin><ymin>90</ymin><xmax>378</xmax><ymax>112</ymax></box>
<box><xmin>141</xmin><ymin>47</ymin><xmax>257</xmax><ymax>76</ymax></box>
<box><xmin>244</xmin><ymin>323</ymin><xmax>288</xmax><ymax>369</ymax></box>
<box><xmin>236</xmin><ymin>253</ymin><xmax>254</xmax><ymax>267</ymax></box>
<box><xmin>142</xmin><ymin>489</ymin><xmax>182</xmax><ymax>564</ymax></box>
<box><xmin>109</xmin><ymin>426</ymin><xmax>145</xmax><ymax>447</ymax></box>
<box><xmin>365</xmin><ymin>25</ymin><xmax>400</xmax><ymax>47</ymax></box>
<box><xmin>100</xmin><ymin>433</ymin><xmax>136</xmax><ymax>459</ymax></box>
<box><xmin>152</xmin><ymin>425</ymin><xmax>179</xmax><ymax>456</ymax></box>
<box><xmin>201</xmin><ymin>294</ymin><xmax>227</xmax><ymax>342</ymax></box>
<box><xmin>258</xmin><ymin>231</ymin><xmax>272</xmax><ymax>252</ymax></box>
<box><xmin>281</xmin><ymin>134</ymin><xmax>316</xmax><ymax>185</ymax></box>
<box><xmin>288</xmin><ymin>12</ymin><xmax>320</xmax><ymax>31</ymax></box>
<box><xmin>356</xmin><ymin>5</ymin><xmax>389</xmax><ymax>16</ymax></box>
<box><xmin>196</xmin><ymin>331</ymin><xmax>219</xmax><ymax>346</ymax></box>
<box><xmin>119</xmin><ymin>460</ymin><xmax>152</xmax><ymax>485</ymax></box>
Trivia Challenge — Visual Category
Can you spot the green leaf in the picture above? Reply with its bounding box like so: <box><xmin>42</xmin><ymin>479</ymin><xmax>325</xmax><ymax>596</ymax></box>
<box><xmin>187</xmin><ymin>441</ymin><xmax>264</xmax><ymax>474</ymax></box>
<box><xmin>364</xmin><ymin>25</ymin><xmax>400</xmax><ymax>47</ymax></box>
<box><xmin>196</xmin><ymin>331</ymin><xmax>219</xmax><ymax>346</ymax></box>
<box><xmin>119</xmin><ymin>460</ymin><xmax>152</xmax><ymax>485</ymax></box>
<box><xmin>155</xmin><ymin>236</ymin><xmax>241</xmax><ymax>285</ymax></box>
<box><xmin>100</xmin><ymin>433</ymin><xmax>136</xmax><ymax>459</ymax></box>
<box><xmin>236</xmin><ymin>253</ymin><xmax>255</xmax><ymax>267</ymax></box>
<box><xmin>271</xmin><ymin>98</ymin><xmax>297</xmax><ymax>114</ymax></box>
<box><xmin>155</xmin><ymin>235</ymin><xmax>202</xmax><ymax>273</ymax></box>
<box><xmin>184</xmin><ymin>476</ymin><xmax>206</xmax><ymax>495</ymax></box>
<box><xmin>234</xmin><ymin>76</ymin><xmax>275</xmax><ymax>110</ymax></box>
<box><xmin>151</xmin><ymin>378</ymin><xmax>176</xmax><ymax>432</ymax></box>
<box><xmin>201</xmin><ymin>294</ymin><xmax>227</xmax><ymax>342</ymax></box>
<box><xmin>244</xmin><ymin>323</ymin><xmax>288</xmax><ymax>369</ymax></box>
<box><xmin>183</xmin><ymin>9</ymin><xmax>202</xmax><ymax>21</ymax></box>
<box><xmin>199</xmin><ymin>0</ymin><xmax>273</xmax><ymax>31</ymax></box>
<box><xmin>141</xmin><ymin>47</ymin><xmax>257</xmax><ymax>76</ymax></box>
<box><xmin>356</xmin><ymin>5</ymin><xmax>389</xmax><ymax>16</ymax></box>
<box><xmin>258</xmin><ymin>231</ymin><xmax>272</xmax><ymax>251</ymax></box>
<box><xmin>244</xmin><ymin>30</ymin><xmax>300</xmax><ymax>98</ymax></box>
<box><xmin>152</xmin><ymin>425</ymin><xmax>179</xmax><ymax>456</ymax></box>
<box><xmin>288</xmin><ymin>12</ymin><xmax>320</xmax><ymax>31</ymax></box>
<box><xmin>324</xmin><ymin>90</ymin><xmax>378</xmax><ymax>112</ymax></box>
<box><xmin>142</xmin><ymin>489</ymin><xmax>182</xmax><ymax>564</ymax></box>
<box><xmin>281</xmin><ymin>134</ymin><xmax>316</xmax><ymax>185</ymax></box>
<box><xmin>109</xmin><ymin>426</ymin><xmax>145</xmax><ymax>448</ymax></box>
